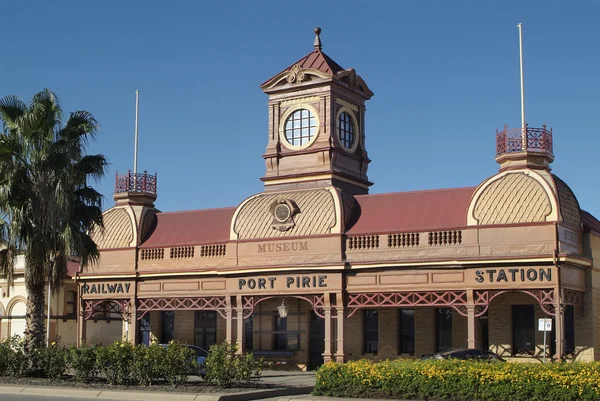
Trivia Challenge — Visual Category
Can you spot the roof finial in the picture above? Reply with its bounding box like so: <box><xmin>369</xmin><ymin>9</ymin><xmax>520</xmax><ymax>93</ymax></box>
<box><xmin>314</xmin><ymin>27</ymin><xmax>322</xmax><ymax>50</ymax></box>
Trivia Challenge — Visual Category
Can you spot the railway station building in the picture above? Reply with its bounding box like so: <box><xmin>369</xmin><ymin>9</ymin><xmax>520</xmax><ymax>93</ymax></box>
<box><xmin>75</xmin><ymin>28</ymin><xmax>600</xmax><ymax>370</ymax></box>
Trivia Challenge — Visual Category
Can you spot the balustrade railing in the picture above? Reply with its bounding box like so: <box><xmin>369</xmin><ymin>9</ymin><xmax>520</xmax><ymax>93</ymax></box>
<box><xmin>496</xmin><ymin>124</ymin><xmax>553</xmax><ymax>157</ymax></box>
<box><xmin>115</xmin><ymin>170</ymin><xmax>157</xmax><ymax>195</ymax></box>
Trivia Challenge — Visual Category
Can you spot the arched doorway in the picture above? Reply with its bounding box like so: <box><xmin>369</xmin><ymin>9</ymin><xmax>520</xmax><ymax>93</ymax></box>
<box><xmin>242</xmin><ymin>294</ymin><xmax>327</xmax><ymax>370</ymax></box>
<box><xmin>10</xmin><ymin>301</ymin><xmax>26</xmax><ymax>338</ymax></box>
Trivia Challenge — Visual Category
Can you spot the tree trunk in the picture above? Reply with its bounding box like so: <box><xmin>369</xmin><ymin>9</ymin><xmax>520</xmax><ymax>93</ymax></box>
<box><xmin>25</xmin><ymin>282</ymin><xmax>46</xmax><ymax>356</ymax></box>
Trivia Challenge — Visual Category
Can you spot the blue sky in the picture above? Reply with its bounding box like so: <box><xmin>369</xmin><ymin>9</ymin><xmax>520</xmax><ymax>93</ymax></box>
<box><xmin>2</xmin><ymin>1</ymin><xmax>599</xmax><ymax>218</ymax></box>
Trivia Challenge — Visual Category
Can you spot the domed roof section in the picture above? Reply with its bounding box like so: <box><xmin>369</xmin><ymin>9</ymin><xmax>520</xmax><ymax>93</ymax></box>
<box><xmin>89</xmin><ymin>207</ymin><xmax>135</xmax><ymax>249</ymax></box>
<box><xmin>552</xmin><ymin>174</ymin><xmax>582</xmax><ymax>229</ymax></box>
<box><xmin>468</xmin><ymin>171</ymin><xmax>555</xmax><ymax>225</ymax></box>
<box><xmin>231</xmin><ymin>187</ymin><xmax>351</xmax><ymax>240</ymax></box>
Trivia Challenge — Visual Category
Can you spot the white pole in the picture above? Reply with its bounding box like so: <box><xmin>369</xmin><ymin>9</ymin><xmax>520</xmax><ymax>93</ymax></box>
<box><xmin>543</xmin><ymin>319</ymin><xmax>547</xmax><ymax>363</ymax></box>
<box><xmin>46</xmin><ymin>281</ymin><xmax>51</xmax><ymax>346</ymax></box>
<box><xmin>134</xmin><ymin>90</ymin><xmax>140</xmax><ymax>175</ymax></box>
<box><xmin>517</xmin><ymin>23</ymin><xmax>527</xmax><ymax>150</ymax></box>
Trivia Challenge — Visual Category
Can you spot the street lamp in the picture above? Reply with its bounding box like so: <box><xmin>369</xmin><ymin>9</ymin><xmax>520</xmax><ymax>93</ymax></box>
<box><xmin>277</xmin><ymin>298</ymin><xmax>288</xmax><ymax>318</ymax></box>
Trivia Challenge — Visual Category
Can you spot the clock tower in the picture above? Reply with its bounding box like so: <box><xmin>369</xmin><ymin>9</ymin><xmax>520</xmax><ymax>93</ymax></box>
<box><xmin>260</xmin><ymin>28</ymin><xmax>374</xmax><ymax>195</ymax></box>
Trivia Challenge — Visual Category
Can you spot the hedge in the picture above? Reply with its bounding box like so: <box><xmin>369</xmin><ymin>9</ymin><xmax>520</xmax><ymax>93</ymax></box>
<box><xmin>314</xmin><ymin>359</ymin><xmax>600</xmax><ymax>401</ymax></box>
<box><xmin>0</xmin><ymin>337</ymin><xmax>264</xmax><ymax>387</ymax></box>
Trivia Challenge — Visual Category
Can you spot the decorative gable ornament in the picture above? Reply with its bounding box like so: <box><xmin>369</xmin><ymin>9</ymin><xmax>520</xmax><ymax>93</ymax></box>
<box><xmin>270</xmin><ymin>199</ymin><xmax>300</xmax><ymax>231</ymax></box>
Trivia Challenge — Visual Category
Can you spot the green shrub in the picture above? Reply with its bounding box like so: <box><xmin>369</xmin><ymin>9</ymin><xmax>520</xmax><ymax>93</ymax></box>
<box><xmin>37</xmin><ymin>341</ymin><xmax>68</xmax><ymax>379</ymax></box>
<box><xmin>68</xmin><ymin>344</ymin><xmax>98</xmax><ymax>382</ymax></box>
<box><xmin>314</xmin><ymin>359</ymin><xmax>600</xmax><ymax>401</ymax></box>
<box><xmin>204</xmin><ymin>342</ymin><xmax>264</xmax><ymax>387</ymax></box>
<box><xmin>95</xmin><ymin>341</ymin><xmax>134</xmax><ymax>385</ymax></box>
<box><xmin>0</xmin><ymin>336</ymin><xmax>29</xmax><ymax>377</ymax></box>
<box><xmin>132</xmin><ymin>343</ymin><xmax>167</xmax><ymax>386</ymax></box>
<box><xmin>161</xmin><ymin>341</ymin><xmax>196</xmax><ymax>386</ymax></box>
<box><xmin>0</xmin><ymin>338</ymin><xmax>11</xmax><ymax>376</ymax></box>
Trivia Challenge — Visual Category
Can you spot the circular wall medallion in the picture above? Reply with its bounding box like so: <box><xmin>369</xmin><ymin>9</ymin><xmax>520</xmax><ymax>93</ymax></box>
<box><xmin>274</xmin><ymin>203</ymin><xmax>291</xmax><ymax>223</ymax></box>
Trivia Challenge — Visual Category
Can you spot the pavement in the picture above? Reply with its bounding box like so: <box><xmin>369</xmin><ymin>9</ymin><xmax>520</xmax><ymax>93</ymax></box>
<box><xmin>0</xmin><ymin>371</ymin><xmax>316</xmax><ymax>401</ymax></box>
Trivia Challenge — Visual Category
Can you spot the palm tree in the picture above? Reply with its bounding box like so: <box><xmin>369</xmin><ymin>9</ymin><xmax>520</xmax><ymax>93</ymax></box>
<box><xmin>0</xmin><ymin>89</ymin><xmax>106</xmax><ymax>355</ymax></box>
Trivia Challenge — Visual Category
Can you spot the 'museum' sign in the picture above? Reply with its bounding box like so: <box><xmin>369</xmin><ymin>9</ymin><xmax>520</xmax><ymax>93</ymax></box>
<box><xmin>257</xmin><ymin>241</ymin><xmax>308</xmax><ymax>253</ymax></box>
<box><xmin>238</xmin><ymin>275</ymin><xmax>327</xmax><ymax>290</ymax></box>
<box><xmin>475</xmin><ymin>268</ymin><xmax>551</xmax><ymax>283</ymax></box>
<box><xmin>82</xmin><ymin>282</ymin><xmax>131</xmax><ymax>295</ymax></box>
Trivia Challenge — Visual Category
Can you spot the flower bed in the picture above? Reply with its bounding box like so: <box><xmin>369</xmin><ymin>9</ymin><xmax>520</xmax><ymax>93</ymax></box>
<box><xmin>314</xmin><ymin>359</ymin><xmax>600</xmax><ymax>401</ymax></box>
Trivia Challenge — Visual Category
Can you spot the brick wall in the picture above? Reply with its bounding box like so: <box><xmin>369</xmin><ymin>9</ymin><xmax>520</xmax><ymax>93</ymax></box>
<box><xmin>174</xmin><ymin>311</ymin><xmax>194</xmax><ymax>344</ymax></box>
<box><xmin>415</xmin><ymin>308</ymin><xmax>434</xmax><ymax>357</ymax></box>
<box><xmin>344</xmin><ymin>309</ymin><xmax>362</xmax><ymax>361</ymax></box>
<box><xmin>453</xmin><ymin>310</ymin><xmax>467</xmax><ymax>349</ymax></box>
<box><xmin>149</xmin><ymin>311</ymin><xmax>161</xmax><ymax>343</ymax></box>
<box><xmin>377</xmin><ymin>309</ymin><xmax>398</xmax><ymax>360</ymax></box>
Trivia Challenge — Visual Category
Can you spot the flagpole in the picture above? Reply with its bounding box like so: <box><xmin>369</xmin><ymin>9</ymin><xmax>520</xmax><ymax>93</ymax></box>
<box><xmin>134</xmin><ymin>90</ymin><xmax>139</xmax><ymax>175</ymax></box>
<box><xmin>518</xmin><ymin>23</ymin><xmax>527</xmax><ymax>150</ymax></box>
<box><xmin>46</xmin><ymin>280</ymin><xmax>51</xmax><ymax>346</ymax></box>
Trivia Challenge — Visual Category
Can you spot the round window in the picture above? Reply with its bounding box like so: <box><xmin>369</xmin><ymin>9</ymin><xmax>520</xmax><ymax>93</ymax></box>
<box><xmin>337</xmin><ymin>111</ymin><xmax>356</xmax><ymax>150</ymax></box>
<box><xmin>284</xmin><ymin>108</ymin><xmax>317</xmax><ymax>147</ymax></box>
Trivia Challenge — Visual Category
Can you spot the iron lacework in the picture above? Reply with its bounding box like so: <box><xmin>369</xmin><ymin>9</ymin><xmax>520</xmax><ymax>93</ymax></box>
<box><xmin>496</xmin><ymin>124</ymin><xmax>553</xmax><ymax>157</ymax></box>
<box><xmin>346</xmin><ymin>291</ymin><xmax>469</xmax><ymax>318</ymax></box>
<box><xmin>115</xmin><ymin>170</ymin><xmax>157</xmax><ymax>195</ymax></box>
<box><xmin>136</xmin><ymin>297</ymin><xmax>228</xmax><ymax>320</ymax></box>
<box><xmin>83</xmin><ymin>299</ymin><xmax>131</xmax><ymax>322</ymax></box>
<box><xmin>242</xmin><ymin>295</ymin><xmax>326</xmax><ymax>319</ymax></box>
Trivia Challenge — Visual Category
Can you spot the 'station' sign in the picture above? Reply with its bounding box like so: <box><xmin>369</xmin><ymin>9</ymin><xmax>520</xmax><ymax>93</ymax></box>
<box><xmin>82</xmin><ymin>282</ymin><xmax>131</xmax><ymax>295</ymax></box>
<box><xmin>475</xmin><ymin>268</ymin><xmax>552</xmax><ymax>283</ymax></box>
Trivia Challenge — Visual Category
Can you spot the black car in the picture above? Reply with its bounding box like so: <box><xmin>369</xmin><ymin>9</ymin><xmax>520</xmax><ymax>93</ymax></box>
<box><xmin>421</xmin><ymin>348</ymin><xmax>505</xmax><ymax>362</ymax></box>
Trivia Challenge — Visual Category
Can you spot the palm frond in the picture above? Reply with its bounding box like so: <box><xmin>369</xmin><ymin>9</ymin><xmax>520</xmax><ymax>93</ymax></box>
<box><xmin>74</xmin><ymin>154</ymin><xmax>108</xmax><ymax>182</ymax></box>
<box><xmin>58</xmin><ymin>111</ymin><xmax>99</xmax><ymax>143</ymax></box>
<box><xmin>0</xmin><ymin>95</ymin><xmax>27</xmax><ymax>129</ymax></box>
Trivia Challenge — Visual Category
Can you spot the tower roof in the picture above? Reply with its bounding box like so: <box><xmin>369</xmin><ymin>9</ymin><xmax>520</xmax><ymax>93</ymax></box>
<box><xmin>261</xmin><ymin>27</ymin><xmax>345</xmax><ymax>87</ymax></box>
<box><xmin>260</xmin><ymin>28</ymin><xmax>373</xmax><ymax>98</ymax></box>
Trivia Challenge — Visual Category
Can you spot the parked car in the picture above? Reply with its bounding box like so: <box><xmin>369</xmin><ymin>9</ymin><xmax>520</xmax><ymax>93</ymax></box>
<box><xmin>420</xmin><ymin>348</ymin><xmax>505</xmax><ymax>362</ymax></box>
<box><xmin>160</xmin><ymin>344</ymin><xmax>209</xmax><ymax>377</ymax></box>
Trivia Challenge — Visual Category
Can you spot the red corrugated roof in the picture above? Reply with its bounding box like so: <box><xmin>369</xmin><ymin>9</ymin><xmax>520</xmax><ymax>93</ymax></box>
<box><xmin>347</xmin><ymin>187</ymin><xmax>477</xmax><ymax>234</ymax></box>
<box><xmin>582</xmin><ymin>210</ymin><xmax>600</xmax><ymax>235</ymax></box>
<box><xmin>141</xmin><ymin>207</ymin><xmax>236</xmax><ymax>248</ymax></box>
<box><xmin>286</xmin><ymin>49</ymin><xmax>345</xmax><ymax>75</ymax></box>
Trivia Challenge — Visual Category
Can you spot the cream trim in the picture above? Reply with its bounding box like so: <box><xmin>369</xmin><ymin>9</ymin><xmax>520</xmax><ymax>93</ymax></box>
<box><xmin>335</xmin><ymin>98</ymin><xmax>359</xmax><ymax>112</ymax></box>
<box><xmin>230</xmin><ymin>193</ymin><xmax>263</xmax><ymax>240</ymax></box>
<box><xmin>335</xmin><ymin>106</ymin><xmax>360</xmax><ymax>153</ymax></box>
<box><xmin>558</xmin><ymin>256</ymin><xmax>592</xmax><ymax>267</ymax></box>
<box><xmin>137</xmin><ymin>265</ymin><xmax>346</xmax><ymax>278</ymax></box>
<box><xmin>352</xmin><ymin>257</ymin><xmax>555</xmax><ymax>270</ymax></box>
<box><xmin>278</xmin><ymin>103</ymin><xmax>321</xmax><ymax>151</ymax></box>
<box><xmin>467</xmin><ymin>169</ymin><xmax>559</xmax><ymax>226</ymax></box>
<box><xmin>125</xmin><ymin>205</ymin><xmax>138</xmax><ymax>248</ymax></box>
<box><xmin>326</xmin><ymin>187</ymin><xmax>342</xmax><ymax>234</ymax></box>
<box><xmin>281</xmin><ymin>96</ymin><xmax>320</xmax><ymax>107</ymax></box>
<box><xmin>264</xmin><ymin>173</ymin><xmax>370</xmax><ymax>189</ymax></box>
<box><xmin>77</xmin><ymin>275</ymin><xmax>137</xmax><ymax>280</ymax></box>
<box><xmin>262</xmin><ymin>68</ymin><xmax>331</xmax><ymax>91</ymax></box>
